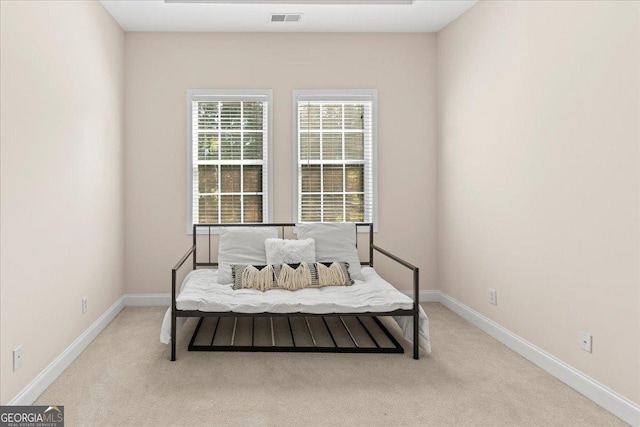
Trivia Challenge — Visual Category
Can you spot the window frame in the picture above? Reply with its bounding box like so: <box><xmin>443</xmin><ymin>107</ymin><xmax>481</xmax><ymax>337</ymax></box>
<box><xmin>292</xmin><ymin>89</ymin><xmax>378</xmax><ymax>232</ymax></box>
<box><xmin>187</xmin><ymin>89</ymin><xmax>273</xmax><ymax>234</ymax></box>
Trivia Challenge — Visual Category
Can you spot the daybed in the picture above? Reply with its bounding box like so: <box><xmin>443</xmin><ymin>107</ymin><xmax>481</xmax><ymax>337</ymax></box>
<box><xmin>160</xmin><ymin>223</ymin><xmax>430</xmax><ymax>360</ymax></box>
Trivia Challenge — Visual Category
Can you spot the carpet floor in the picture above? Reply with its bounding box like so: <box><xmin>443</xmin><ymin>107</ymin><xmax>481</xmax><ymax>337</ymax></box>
<box><xmin>35</xmin><ymin>303</ymin><xmax>624</xmax><ymax>426</ymax></box>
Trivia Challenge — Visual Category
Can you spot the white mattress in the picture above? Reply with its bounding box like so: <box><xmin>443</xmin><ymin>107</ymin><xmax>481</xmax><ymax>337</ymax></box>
<box><xmin>160</xmin><ymin>266</ymin><xmax>430</xmax><ymax>352</ymax></box>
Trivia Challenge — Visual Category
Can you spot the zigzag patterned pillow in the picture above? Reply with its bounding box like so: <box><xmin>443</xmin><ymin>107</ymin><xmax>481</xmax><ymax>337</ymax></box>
<box><xmin>231</xmin><ymin>264</ymin><xmax>275</xmax><ymax>291</ymax></box>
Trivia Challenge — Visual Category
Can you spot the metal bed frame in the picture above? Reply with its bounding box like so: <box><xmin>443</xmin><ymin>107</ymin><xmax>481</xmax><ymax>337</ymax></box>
<box><xmin>171</xmin><ymin>223</ymin><xmax>420</xmax><ymax>360</ymax></box>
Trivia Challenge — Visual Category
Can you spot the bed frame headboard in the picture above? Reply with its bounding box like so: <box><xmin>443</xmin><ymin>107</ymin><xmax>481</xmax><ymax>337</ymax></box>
<box><xmin>192</xmin><ymin>223</ymin><xmax>375</xmax><ymax>270</ymax></box>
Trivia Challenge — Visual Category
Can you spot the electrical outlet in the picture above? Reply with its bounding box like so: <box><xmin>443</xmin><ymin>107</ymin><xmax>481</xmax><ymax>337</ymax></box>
<box><xmin>13</xmin><ymin>345</ymin><xmax>23</xmax><ymax>371</ymax></box>
<box><xmin>488</xmin><ymin>288</ymin><xmax>497</xmax><ymax>305</ymax></box>
<box><xmin>580</xmin><ymin>331</ymin><xmax>592</xmax><ymax>353</ymax></box>
<box><xmin>82</xmin><ymin>297</ymin><xmax>88</xmax><ymax>314</ymax></box>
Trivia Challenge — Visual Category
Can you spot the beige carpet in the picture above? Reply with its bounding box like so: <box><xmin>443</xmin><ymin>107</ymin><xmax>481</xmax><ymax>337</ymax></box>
<box><xmin>35</xmin><ymin>303</ymin><xmax>624</xmax><ymax>426</ymax></box>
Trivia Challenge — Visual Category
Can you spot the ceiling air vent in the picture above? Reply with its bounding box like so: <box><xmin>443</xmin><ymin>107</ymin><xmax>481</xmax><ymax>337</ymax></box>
<box><xmin>270</xmin><ymin>13</ymin><xmax>302</xmax><ymax>23</ymax></box>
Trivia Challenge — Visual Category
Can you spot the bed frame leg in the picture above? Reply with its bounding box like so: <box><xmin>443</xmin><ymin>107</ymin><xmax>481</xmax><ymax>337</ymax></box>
<box><xmin>413</xmin><ymin>312</ymin><xmax>419</xmax><ymax>360</ymax></box>
<box><xmin>171</xmin><ymin>314</ymin><xmax>176</xmax><ymax>361</ymax></box>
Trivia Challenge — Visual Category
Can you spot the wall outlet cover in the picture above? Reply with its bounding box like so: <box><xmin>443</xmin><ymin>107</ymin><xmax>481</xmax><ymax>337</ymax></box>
<box><xmin>580</xmin><ymin>331</ymin><xmax>592</xmax><ymax>353</ymax></box>
<box><xmin>13</xmin><ymin>345</ymin><xmax>24</xmax><ymax>371</ymax></box>
<box><xmin>488</xmin><ymin>288</ymin><xmax>497</xmax><ymax>305</ymax></box>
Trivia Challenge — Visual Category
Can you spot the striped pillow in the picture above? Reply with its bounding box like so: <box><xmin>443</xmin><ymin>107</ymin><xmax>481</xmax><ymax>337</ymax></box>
<box><xmin>232</xmin><ymin>262</ymin><xmax>352</xmax><ymax>291</ymax></box>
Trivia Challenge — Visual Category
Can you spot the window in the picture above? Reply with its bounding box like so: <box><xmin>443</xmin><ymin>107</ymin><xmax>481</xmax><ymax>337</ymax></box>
<box><xmin>294</xmin><ymin>90</ymin><xmax>377</xmax><ymax>228</ymax></box>
<box><xmin>188</xmin><ymin>90</ymin><xmax>272</xmax><ymax>231</ymax></box>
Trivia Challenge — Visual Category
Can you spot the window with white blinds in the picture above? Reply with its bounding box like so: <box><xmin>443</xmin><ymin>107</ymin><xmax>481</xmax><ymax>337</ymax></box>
<box><xmin>294</xmin><ymin>90</ymin><xmax>377</xmax><ymax>227</ymax></box>
<box><xmin>188</xmin><ymin>90</ymin><xmax>272</xmax><ymax>231</ymax></box>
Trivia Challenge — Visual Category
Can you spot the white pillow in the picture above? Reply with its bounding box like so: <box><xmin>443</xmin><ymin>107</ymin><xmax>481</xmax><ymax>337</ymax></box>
<box><xmin>265</xmin><ymin>238</ymin><xmax>316</xmax><ymax>265</ymax></box>
<box><xmin>217</xmin><ymin>227</ymin><xmax>279</xmax><ymax>284</ymax></box>
<box><xmin>295</xmin><ymin>223</ymin><xmax>363</xmax><ymax>280</ymax></box>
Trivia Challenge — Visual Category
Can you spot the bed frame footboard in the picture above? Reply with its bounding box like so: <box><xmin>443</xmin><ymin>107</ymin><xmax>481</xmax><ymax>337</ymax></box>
<box><xmin>371</xmin><ymin>244</ymin><xmax>420</xmax><ymax>360</ymax></box>
<box><xmin>170</xmin><ymin>223</ymin><xmax>421</xmax><ymax>361</ymax></box>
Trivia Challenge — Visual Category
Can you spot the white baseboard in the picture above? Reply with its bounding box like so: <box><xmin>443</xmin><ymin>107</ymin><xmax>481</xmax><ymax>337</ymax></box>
<box><xmin>436</xmin><ymin>292</ymin><xmax>640</xmax><ymax>426</ymax></box>
<box><xmin>8</xmin><ymin>296</ymin><xmax>126</xmax><ymax>406</ymax></box>
<box><xmin>8</xmin><ymin>293</ymin><xmax>172</xmax><ymax>405</ymax></box>
<box><xmin>125</xmin><ymin>293</ymin><xmax>170</xmax><ymax>306</ymax></box>
<box><xmin>401</xmin><ymin>290</ymin><xmax>440</xmax><ymax>302</ymax></box>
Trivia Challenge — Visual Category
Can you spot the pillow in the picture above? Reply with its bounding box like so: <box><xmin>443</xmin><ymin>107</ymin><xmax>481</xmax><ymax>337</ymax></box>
<box><xmin>232</xmin><ymin>264</ymin><xmax>275</xmax><ymax>291</ymax></box>
<box><xmin>232</xmin><ymin>262</ymin><xmax>352</xmax><ymax>291</ymax></box>
<box><xmin>217</xmin><ymin>227</ymin><xmax>278</xmax><ymax>284</ymax></box>
<box><xmin>304</xmin><ymin>261</ymin><xmax>353</xmax><ymax>288</ymax></box>
<box><xmin>265</xmin><ymin>238</ymin><xmax>316</xmax><ymax>265</ymax></box>
<box><xmin>296</xmin><ymin>223</ymin><xmax>364</xmax><ymax>280</ymax></box>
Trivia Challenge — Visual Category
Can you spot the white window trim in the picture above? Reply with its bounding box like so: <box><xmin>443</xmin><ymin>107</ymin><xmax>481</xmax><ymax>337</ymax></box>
<box><xmin>292</xmin><ymin>89</ymin><xmax>379</xmax><ymax>232</ymax></box>
<box><xmin>187</xmin><ymin>89</ymin><xmax>273</xmax><ymax>234</ymax></box>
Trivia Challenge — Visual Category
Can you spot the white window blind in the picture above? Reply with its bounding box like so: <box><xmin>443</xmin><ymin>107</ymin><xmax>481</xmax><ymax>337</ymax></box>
<box><xmin>294</xmin><ymin>90</ymin><xmax>377</xmax><ymax>226</ymax></box>
<box><xmin>188</xmin><ymin>90</ymin><xmax>272</xmax><ymax>231</ymax></box>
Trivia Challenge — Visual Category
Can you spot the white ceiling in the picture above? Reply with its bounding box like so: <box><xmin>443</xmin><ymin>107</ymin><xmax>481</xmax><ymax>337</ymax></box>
<box><xmin>100</xmin><ymin>0</ymin><xmax>477</xmax><ymax>33</ymax></box>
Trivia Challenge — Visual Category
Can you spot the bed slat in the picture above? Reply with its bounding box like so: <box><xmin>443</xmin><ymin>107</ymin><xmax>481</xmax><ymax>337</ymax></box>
<box><xmin>270</xmin><ymin>317</ymin><xmax>275</xmax><ymax>347</ymax></box>
<box><xmin>287</xmin><ymin>317</ymin><xmax>296</xmax><ymax>347</ymax></box>
<box><xmin>305</xmin><ymin>317</ymin><xmax>317</xmax><ymax>347</ymax></box>
<box><xmin>339</xmin><ymin>317</ymin><xmax>359</xmax><ymax>348</ymax></box>
<box><xmin>357</xmin><ymin>316</ymin><xmax>381</xmax><ymax>349</ymax></box>
<box><xmin>210</xmin><ymin>317</ymin><xmax>221</xmax><ymax>346</ymax></box>
<box><xmin>230</xmin><ymin>317</ymin><xmax>238</xmax><ymax>346</ymax></box>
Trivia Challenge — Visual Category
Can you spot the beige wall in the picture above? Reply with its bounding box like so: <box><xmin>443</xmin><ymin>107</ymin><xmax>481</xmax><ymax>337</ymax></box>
<box><xmin>0</xmin><ymin>1</ymin><xmax>125</xmax><ymax>404</ymax></box>
<box><xmin>124</xmin><ymin>33</ymin><xmax>437</xmax><ymax>294</ymax></box>
<box><xmin>437</xmin><ymin>1</ymin><xmax>639</xmax><ymax>404</ymax></box>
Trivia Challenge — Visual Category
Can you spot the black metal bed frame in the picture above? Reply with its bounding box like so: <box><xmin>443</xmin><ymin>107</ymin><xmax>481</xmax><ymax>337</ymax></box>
<box><xmin>171</xmin><ymin>223</ymin><xmax>420</xmax><ymax>360</ymax></box>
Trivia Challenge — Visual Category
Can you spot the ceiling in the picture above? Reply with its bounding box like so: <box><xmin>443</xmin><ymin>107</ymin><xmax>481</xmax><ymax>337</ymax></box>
<box><xmin>100</xmin><ymin>0</ymin><xmax>477</xmax><ymax>33</ymax></box>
